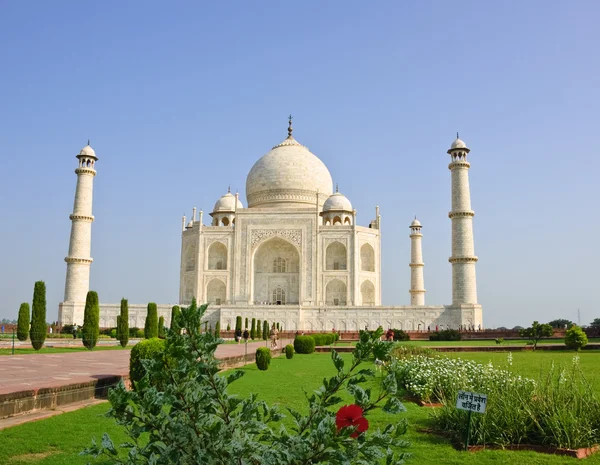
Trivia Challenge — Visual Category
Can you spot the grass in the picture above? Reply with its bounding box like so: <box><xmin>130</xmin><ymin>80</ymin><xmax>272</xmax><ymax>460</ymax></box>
<box><xmin>1</xmin><ymin>351</ymin><xmax>600</xmax><ymax>464</ymax></box>
<box><xmin>0</xmin><ymin>345</ymin><xmax>130</xmax><ymax>355</ymax></box>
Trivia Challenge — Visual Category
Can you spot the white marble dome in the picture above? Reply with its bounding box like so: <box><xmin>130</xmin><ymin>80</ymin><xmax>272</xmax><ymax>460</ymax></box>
<box><xmin>212</xmin><ymin>192</ymin><xmax>243</xmax><ymax>213</ymax></box>
<box><xmin>323</xmin><ymin>192</ymin><xmax>352</xmax><ymax>212</ymax></box>
<box><xmin>246</xmin><ymin>133</ymin><xmax>333</xmax><ymax>209</ymax></box>
<box><xmin>78</xmin><ymin>144</ymin><xmax>96</xmax><ymax>158</ymax></box>
<box><xmin>410</xmin><ymin>218</ymin><xmax>421</xmax><ymax>227</ymax></box>
<box><xmin>450</xmin><ymin>138</ymin><xmax>468</xmax><ymax>150</ymax></box>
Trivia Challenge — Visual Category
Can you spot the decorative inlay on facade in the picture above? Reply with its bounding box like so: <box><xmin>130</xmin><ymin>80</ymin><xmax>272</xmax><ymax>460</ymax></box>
<box><xmin>69</xmin><ymin>214</ymin><xmax>94</xmax><ymax>222</ymax></box>
<box><xmin>205</xmin><ymin>238</ymin><xmax>229</xmax><ymax>247</ymax></box>
<box><xmin>248</xmin><ymin>188</ymin><xmax>320</xmax><ymax>206</ymax></box>
<box><xmin>448</xmin><ymin>211</ymin><xmax>475</xmax><ymax>218</ymax></box>
<box><xmin>74</xmin><ymin>168</ymin><xmax>97</xmax><ymax>176</ymax></box>
<box><xmin>251</xmin><ymin>229</ymin><xmax>302</xmax><ymax>249</ymax></box>
<box><xmin>448</xmin><ymin>256</ymin><xmax>479</xmax><ymax>263</ymax></box>
<box><xmin>448</xmin><ymin>161</ymin><xmax>470</xmax><ymax>169</ymax></box>
<box><xmin>65</xmin><ymin>257</ymin><xmax>93</xmax><ymax>264</ymax></box>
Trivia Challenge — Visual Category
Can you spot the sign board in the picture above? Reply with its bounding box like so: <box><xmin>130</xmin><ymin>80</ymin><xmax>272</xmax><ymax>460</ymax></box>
<box><xmin>456</xmin><ymin>390</ymin><xmax>487</xmax><ymax>413</ymax></box>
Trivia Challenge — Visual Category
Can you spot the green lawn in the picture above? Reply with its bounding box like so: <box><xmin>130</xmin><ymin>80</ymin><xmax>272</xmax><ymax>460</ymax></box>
<box><xmin>1</xmin><ymin>351</ymin><xmax>600</xmax><ymax>464</ymax></box>
<box><xmin>337</xmin><ymin>338</ymin><xmax>600</xmax><ymax>347</ymax></box>
<box><xmin>0</xmin><ymin>345</ymin><xmax>130</xmax><ymax>356</ymax></box>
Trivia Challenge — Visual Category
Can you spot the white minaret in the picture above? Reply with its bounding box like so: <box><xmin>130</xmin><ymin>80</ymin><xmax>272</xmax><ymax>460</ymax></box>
<box><xmin>447</xmin><ymin>134</ymin><xmax>478</xmax><ymax>305</ymax></box>
<box><xmin>409</xmin><ymin>217</ymin><xmax>425</xmax><ymax>305</ymax></box>
<box><xmin>59</xmin><ymin>142</ymin><xmax>98</xmax><ymax>325</ymax></box>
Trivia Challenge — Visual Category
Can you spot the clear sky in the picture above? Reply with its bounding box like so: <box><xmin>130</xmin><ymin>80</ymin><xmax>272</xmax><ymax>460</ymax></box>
<box><xmin>0</xmin><ymin>1</ymin><xmax>598</xmax><ymax>328</ymax></box>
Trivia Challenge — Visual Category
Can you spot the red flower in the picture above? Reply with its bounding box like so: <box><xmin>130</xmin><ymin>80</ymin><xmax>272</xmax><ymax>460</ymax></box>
<box><xmin>336</xmin><ymin>404</ymin><xmax>369</xmax><ymax>438</ymax></box>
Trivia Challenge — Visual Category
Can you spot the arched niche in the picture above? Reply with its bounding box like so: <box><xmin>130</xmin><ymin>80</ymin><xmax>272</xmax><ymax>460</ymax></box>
<box><xmin>360</xmin><ymin>280</ymin><xmax>375</xmax><ymax>306</ymax></box>
<box><xmin>360</xmin><ymin>243</ymin><xmax>375</xmax><ymax>272</ymax></box>
<box><xmin>206</xmin><ymin>279</ymin><xmax>226</xmax><ymax>305</ymax></box>
<box><xmin>185</xmin><ymin>244</ymin><xmax>196</xmax><ymax>272</ymax></box>
<box><xmin>252</xmin><ymin>237</ymin><xmax>300</xmax><ymax>305</ymax></box>
<box><xmin>325</xmin><ymin>241</ymin><xmax>347</xmax><ymax>270</ymax></box>
<box><xmin>325</xmin><ymin>279</ymin><xmax>347</xmax><ymax>306</ymax></box>
<box><xmin>208</xmin><ymin>242</ymin><xmax>227</xmax><ymax>270</ymax></box>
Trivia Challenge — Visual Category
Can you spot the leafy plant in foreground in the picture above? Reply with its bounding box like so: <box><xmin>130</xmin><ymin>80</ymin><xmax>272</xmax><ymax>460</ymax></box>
<box><xmin>84</xmin><ymin>299</ymin><xmax>410</xmax><ymax>464</ymax></box>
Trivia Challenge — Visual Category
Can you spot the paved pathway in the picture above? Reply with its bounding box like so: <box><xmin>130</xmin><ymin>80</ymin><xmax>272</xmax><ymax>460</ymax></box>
<box><xmin>0</xmin><ymin>339</ymin><xmax>292</xmax><ymax>396</ymax></box>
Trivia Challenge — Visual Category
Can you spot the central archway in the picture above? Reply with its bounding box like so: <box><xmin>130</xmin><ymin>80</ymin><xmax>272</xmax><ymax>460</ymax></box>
<box><xmin>252</xmin><ymin>237</ymin><xmax>300</xmax><ymax>304</ymax></box>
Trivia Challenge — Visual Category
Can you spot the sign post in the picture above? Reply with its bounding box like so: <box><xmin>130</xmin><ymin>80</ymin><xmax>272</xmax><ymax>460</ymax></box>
<box><xmin>456</xmin><ymin>390</ymin><xmax>488</xmax><ymax>450</ymax></box>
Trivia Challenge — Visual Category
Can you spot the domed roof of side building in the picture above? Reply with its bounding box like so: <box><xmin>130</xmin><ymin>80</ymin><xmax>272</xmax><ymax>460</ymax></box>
<box><xmin>450</xmin><ymin>137</ymin><xmax>468</xmax><ymax>150</ymax></box>
<box><xmin>78</xmin><ymin>143</ymin><xmax>97</xmax><ymax>158</ymax></box>
<box><xmin>245</xmin><ymin>121</ymin><xmax>333</xmax><ymax>208</ymax></box>
<box><xmin>323</xmin><ymin>192</ymin><xmax>353</xmax><ymax>212</ymax></box>
<box><xmin>410</xmin><ymin>218</ymin><xmax>421</xmax><ymax>227</ymax></box>
<box><xmin>212</xmin><ymin>192</ymin><xmax>244</xmax><ymax>214</ymax></box>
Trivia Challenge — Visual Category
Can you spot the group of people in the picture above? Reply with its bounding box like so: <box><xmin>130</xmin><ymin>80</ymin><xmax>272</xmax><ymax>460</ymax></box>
<box><xmin>234</xmin><ymin>323</ymin><xmax>280</xmax><ymax>349</ymax></box>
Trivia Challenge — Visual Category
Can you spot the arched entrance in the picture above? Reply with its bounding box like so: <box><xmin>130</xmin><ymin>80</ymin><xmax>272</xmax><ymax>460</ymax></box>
<box><xmin>252</xmin><ymin>237</ymin><xmax>300</xmax><ymax>304</ymax></box>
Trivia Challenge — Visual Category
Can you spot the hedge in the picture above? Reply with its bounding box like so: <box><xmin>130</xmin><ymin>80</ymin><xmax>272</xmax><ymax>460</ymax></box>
<box><xmin>294</xmin><ymin>335</ymin><xmax>315</xmax><ymax>354</ymax></box>
<box><xmin>311</xmin><ymin>333</ymin><xmax>336</xmax><ymax>346</ymax></box>
<box><xmin>429</xmin><ymin>329</ymin><xmax>461</xmax><ymax>341</ymax></box>
<box><xmin>130</xmin><ymin>338</ymin><xmax>166</xmax><ymax>389</ymax></box>
<box><xmin>285</xmin><ymin>344</ymin><xmax>294</xmax><ymax>359</ymax></box>
<box><xmin>255</xmin><ymin>347</ymin><xmax>271</xmax><ymax>371</ymax></box>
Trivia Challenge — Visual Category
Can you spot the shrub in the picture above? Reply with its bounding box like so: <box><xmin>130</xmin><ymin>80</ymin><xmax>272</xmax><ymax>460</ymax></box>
<box><xmin>285</xmin><ymin>344</ymin><xmax>294</xmax><ymax>359</ymax></box>
<box><xmin>129</xmin><ymin>338</ymin><xmax>166</xmax><ymax>389</ymax></box>
<box><xmin>136</xmin><ymin>329</ymin><xmax>145</xmax><ymax>338</ymax></box>
<box><xmin>144</xmin><ymin>303</ymin><xmax>158</xmax><ymax>339</ymax></box>
<box><xmin>245</xmin><ymin>317</ymin><xmax>249</xmax><ymax>329</ymax></box>
<box><xmin>250</xmin><ymin>318</ymin><xmax>256</xmax><ymax>340</ymax></box>
<box><xmin>235</xmin><ymin>316</ymin><xmax>242</xmax><ymax>333</ymax></box>
<box><xmin>255</xmin><ymin>347</ymin><xmax>271</xmax><ymax>371</ymax></box>
<box><xmin>391</xmin><ymin>329</ymin><xmax>410</xmax><ymax>341</ymax></box>
<box><xmin>170</xmin><ymin>305</ymin><xmax>181</xmax><ymax>332</ymax></box>
<box><xmin>429</xmin><ymin>329</ymin><xmax>461</xmax><ymax>341</ymax></box>
<box><xmin>565</xmin><ymin>325</ymin><xmax>588</xmax><ymax>351</ymax></box>
<box><xmin>263</xmin><ymin>320</ymin><xmax>269</xmax><ymax>341</ymax></box>
<box><xmin>129</xmin><ymin>327</ymin><xmax>140</xmax><ymax>337</ymax></box>
<box><xmin>110</xmin><ymin>328</ymin><xmax>117</xmax><ymax>338</ymax></box>
<box><xmin>294</xmin><ymin>335</ymin><xmax>315</xmax><ymax>354</ymax></box>
<box><xmin>158</xmin><ymin>316</ymin><xmax>166</xmax><ymax>338</ymax></box>
<box><xmin>256</xmin><ymin>320</ymin><xmax>261</xmax><ymax>339</ymax></box>
<box><xmin>118</xmin><ymin>298</ymin><xmax>129</xmax><ymax>348</ymax></box>
<box><xmin>226</xmin><ymin>323</ymin><xmax>231</xmax><ymax>331</ymax></box>
<box><xmin>82</xmin><ymin>291</ymin><xmax>100</xmax><ymax>350</ymax></box>
<box><xmin>519</xmin><ymin>321</ymin><xmax>553</xmax><ymax>350</ymax></box>
<box><xmin>17</xmin><ymin>302</ymin><xmax>29</xmax><ymax>341</ymax></box>
<box><xmin>391</xmin><ymin>344</ymin><xmax>436</xmax><ymax>359</ymax></box>
<box><xmin>30</xmin><ymin>281</ymin><xmax>47</xmax><ymax>350</ymax></box>
<box><xmin>214</xmin><ymin>321</ymin><xmax>221</xmax><ymax>338</ymax></box>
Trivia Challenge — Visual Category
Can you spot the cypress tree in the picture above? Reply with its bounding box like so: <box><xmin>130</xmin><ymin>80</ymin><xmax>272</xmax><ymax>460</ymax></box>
<box><xmin>235</xmin><ymin>316</ymin><xmax>242</xmax><ymax>333</ymax></box>
<box><xmin>250</xmin><ymin>318</ymin><xmax>256</xmax><ymax>340</ymax></box>
<box><xmin>215</xmin><ymin>321</ymin><xmax>221</xmax><ymax>337</ymax></box>
<box><xmin>158</xmin><ymin>316</ymin><xmax>166</xmax><ymax>338</ymax></box>
<box><xmin>245</xmin><ymin>317</ymin><xmax>249</xmax><ymax>329</ymax></box>
<box><xmin>82</xmin><ymin>290</ymin><xmax>100</xmax><ymax>350</ymax></box>
<box><xmin>144</xmin><ymin>302</ymin><xmax>158</xmax><ymax>339</ymax></box>
<box><xmin>277</xmin><ymin>322</ymin><xmax>280</xmax><ymax>331</ymax></box>
<box><xmin>263</xmin><ymin>320</ymin><xmax>269</xmax><ymax>341</ymax></box>
<box><xmin>17</xmin><ymin>302</ymin><xmax>30</xmax><ymax>341</ymax></box>
<box><xmin>257</xmin><ymin>320</ymin><xmax>262</xmax><ymax>339</ymax></box>
<box><xmin>170</xmin><ymin>305</ymin><xmax>181</xmax><ymax>332</ymax></box>
<box><xmin>227</xmin><ymin>323</ymin><xmax>231</xmax><ymax>331</ymax></box>
<box><xmin>118</xmin><ymin>298</ymin><xmax>129</xmax><ymax>348</ymax></box>
<box><xmin>30</xmin><ymin>281</ymin><xmax>47</xmax><ymax>350</ymax></box>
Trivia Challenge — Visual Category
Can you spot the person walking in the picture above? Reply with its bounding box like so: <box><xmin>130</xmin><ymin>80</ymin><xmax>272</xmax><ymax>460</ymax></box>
<box><xmin>270</xmin><ymin>323</ymin><xmax>279</xmax><ymax>349</ymax></box>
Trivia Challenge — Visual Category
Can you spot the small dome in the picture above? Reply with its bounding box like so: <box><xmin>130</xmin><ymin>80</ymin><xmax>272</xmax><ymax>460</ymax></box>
<box><xmin>78</xmin><ymin>144</ymin><xmax>97</xmax><ymax>158</ymax></box>
<box><xmin>323</xmin><ymin>192</ymin><xmax>353</xmax><ymax>212</ymax></box>
<box><xmin>450</xmin><ymin>137</ymin><xmax>468</xmax><ymax>150</ymax></box>
<box><xmin>212</xmin><ymin>192</ymin><xmax>243</xmax><ymax>213</ymax></box>
<box><xmin>410</xmin><ymin>218</ymin><xmax>421</xmax><ymax>227</ymax></box>
<box><xmin>186</xmin><ymin>221</ymin><xmax>194</xmax><ymax>228</ymax></box>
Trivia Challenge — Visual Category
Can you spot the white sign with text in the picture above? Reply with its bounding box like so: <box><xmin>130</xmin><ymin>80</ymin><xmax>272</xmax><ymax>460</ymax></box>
<box><xmin>456</xmin><ymin>390</ymin><xmax>487</xmax><ymax>413</ymax></box>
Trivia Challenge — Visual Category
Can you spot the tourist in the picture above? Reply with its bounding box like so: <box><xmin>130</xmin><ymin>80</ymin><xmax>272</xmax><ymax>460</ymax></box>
<box><xmin>243</xmin><ymin>328</ymin><xmax>249</xmax><ymax>342</ymax></box>
<box><xmin>270</xmin><ymin>323</ymin><xmax>279</xmax><ymax>349</ymax></box>
<box><xmin>235</xmin><ymin>327</ymin><xmax>242</xmax><ymax>344</ymax></box>
<box><xmin>385</xmin><ymin>328</ymin><xmax>394</xmax><ymax>342</ymax></box>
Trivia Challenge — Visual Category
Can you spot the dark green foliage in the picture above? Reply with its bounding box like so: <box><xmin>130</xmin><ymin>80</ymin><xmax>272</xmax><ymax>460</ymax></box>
<box><xmin>245</xmin><ymin>317</ymin><xmax>249</xmax><ymax>329</ymax></box>
<box><xmin>110</xmin><ymin>328</ymin><xmax>117</xmax><ymax>338</ymax></box>
<box><xmin>129</xmin><ymin>338</ymin><xmax>165</xmax><ymax>389</ymax></box>
<box><xmin>136</xmin><ymin>329</ymin><xmax>145</xmax><ymax>338</ymax></box>
<box><xmin>17</xmin><ymin>302</ymin><xmax>29</xmax><ymax>341</ymax></box>
<box><xmin>255</xmin><ymin>347</ymin><xmax>271</xmax><ymax>370</ymax></box>
<box><xmin>276</xmin><ymin>322</ymin><xmax>280</xmax><ymax>330</ymax></box>
<box><xmin>170</xmin><ymin>305</ymin><xmax>181</xmax><ymax>332</ymax></box>
<box><xmin>214</xmin><ymin>321</ymin><xmax>220</xmax><ymax>338</ymax></box>
<box><xmin>263</xmin><ymin>320</ymin><xmax>269</xmax><ymax>341</ymax></box>
<box><xmin>429</xmin><ymin>329</ymin><xmax>461</xmax><ymax>341</ymax></box>
<box><xmin>118</xmin><ymin>298</ymin><xmax>129</xmax><ymax>348</ymax></box>
<box><xmin>226</xmin><ymin>323</ymin><xmax>231</xmax><ymax>331</ymax></box>
<box><xmin>235</xmin><ymin>316</ymin><xmax>242</xmax><ymax>332</ymax></box>
<box><xmin>158</xmin><ymin>316</ymin><xmax>166</xmax><ymax>339</ymax></box>
<box><xmin>144</xmin><ymin>303</ymin><xmax>158</xmax><ymax>339</ymax></box>
<box><xmin>30</xmin><ymin>281</ymin><xmax>47</xmax><ymax>350</ymax></box>
<box><xmin>590</xmin><ymin>318</ymin><xmax>600</xmax><ymax>328</ymax></box>
<box><xmin>256</xmin><ymin>320</ymin><xmax>262</xmax><ymax>339</ymax></box>
<box><xmin>548</xmin><ymin>319</ymin><xmax>574</xmax><ymax>329</ymax></box>
<box><xmin>82</xmin><ymin>291</ymin><xmax>100</xmax><ymax>350</ymax></box>
<box><xmin>565</xmin><ymin>325</ymin><xmax>588</xmax><ymax>351</ymax></box>
<box><xmin>285</xmin><ymin>344</ymin><xmax>294</xmax><ymax>359</ymax></box>
<box><xmin>391</xmin><ymin>329</ymin><xmax>410</xmax><ymax>341</ymax></box>
<box><xmin>311</xmin><ymin>333</ymin><xmax>336</xmax><ymax>346</ymax></box>
<box><xmin>250</xmin><ymin>318</ymin><xmax>256</xmax><ymax>339</ymax></box>
<box><xmin>520</xmin><ymin>321</ymin><xmax>554</xmax><ymax>350</ymax></box>
<box><xmin>294</xmin><ymin>335</ymin><xmax>316</xmax><ymax>354</ymax></box>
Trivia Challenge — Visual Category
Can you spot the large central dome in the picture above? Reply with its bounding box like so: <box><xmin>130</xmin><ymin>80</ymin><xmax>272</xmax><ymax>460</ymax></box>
<box><xmin>246</xmin><ymin>122</ymin><xmax>333</xmax><ymax>208</ymax></box>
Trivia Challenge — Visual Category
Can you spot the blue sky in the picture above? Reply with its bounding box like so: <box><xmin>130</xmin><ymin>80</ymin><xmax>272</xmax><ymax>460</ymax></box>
<box><xmin>0</xmin><ymin>1</ymin><xmax>598</xmax><ymax>327</ymax></box>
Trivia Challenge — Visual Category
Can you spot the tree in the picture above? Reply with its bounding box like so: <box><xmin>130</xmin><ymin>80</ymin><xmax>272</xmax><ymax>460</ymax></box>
<box><xmin>257</xmin><ymin>319</ymin><xmax>262</xmax><ymax>339</ymax></box>
<box><xmin>82</xmin><ymin>291</ymin><xmax>100</xmax><ymax>350</ymax></box>
<box><xmin>30</xmin><ymin>281</ymin><xmax>47</xmax><ymax>350</ymax></box>
<box><xmin>250</xmin><ymin>318</ymin><xmax>256</xmax><ymax>340</ymax></box>
<box><xmin>263</xmin><ymin>320</ymin><xmax>269</xmax><ymax>341</ymax></box>
<box><xmin>118</xmin><ymin>298</ymin><xmax>129</xmax><ymax>348</ymax></box>
<box><xmin>158</xmin><ymin>316</ymin><xmax>166</xmax><ymax>339</ymax></box>
<box><xmin>235</xmin><ymin>316</ymin><xmax>242</xmax><ymax>333</ymax></box>
<box><xmin>84</xmin><ymin>304</ymin><xmax>408</xmax><ymax>464</ymax></box>
<box><xmin>144</xmin><ymin>303</ymin><xmax>158</xmax><ymax>339</ymax></box>
<box><xmin>547</xmin><ymin>319</ymin><xmax>574</xmax><ymax>329</ymax></box>
<box><xmin>590</xmin><ymin>318</ymin><xmax>600</xmax><ymax>329</ymax></box>
<box><xmin>245</xmin><ymin>317</ymin><xmax>249</xmax><ymax>329</ymax></box>
<box><xmin>214</xmin><ymin>321</ymin><xmax>220</xmax><ymax>338</ymax></box>
<box><xmin>519</xmin><ymin>321</ymin><xmax>554</xmax><ymax>350</ymax></box>
<box><xmin>170</xmin><ymin>305</ymin><xmax>181</xmax><ymax>332</ymax></box>
<box><xmin>565</xmin><ymin>325</ymin><xmax>588</xmax><ymax>351</ymax></box>
<box><xmin>17</xmin><ymin>302</ymin><xmax>30</xmax><ymax>341</ymax></box>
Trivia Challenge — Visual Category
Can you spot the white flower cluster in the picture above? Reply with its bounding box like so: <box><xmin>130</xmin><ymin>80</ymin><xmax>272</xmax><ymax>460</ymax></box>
<box><xmin>392</xmin><ymin>355</ymin><xmax>535</xmax><ymax>402</ymax></box>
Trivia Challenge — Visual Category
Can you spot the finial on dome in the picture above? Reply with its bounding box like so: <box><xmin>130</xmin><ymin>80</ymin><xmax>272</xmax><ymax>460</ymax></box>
<box><xmin>336</xmin><ymin>183</ymin><xmax>339</xmax><ymax>193</ymax></box>
<box><xmin>287</xmin><ymin>114</ymin><xmax>293</xmax><ymax>138</ymax></box>
<box><xmin>227</xmin><ymin>185</ymin><xmax>231</xmax><ymax>194</ymax></box>
<box><xmin>87</xmin><ymin>139</ymin><xmax>91</xmax><ymax>146</ymax></box>
<box><xmin>456</xmin><ymin>132</ymin><xmax>459</xmax><ymax>140</ymax></box>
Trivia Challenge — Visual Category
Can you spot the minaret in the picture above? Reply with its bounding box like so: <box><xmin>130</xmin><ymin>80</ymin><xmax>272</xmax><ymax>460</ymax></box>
<box><xmin>447</xmin><ymin>134</ymin><xmax>478</xmax><ymax>305</ymax></box>
<box><xmin>60</xmin><ymin>142</ymin><xmax>98</xmax><ymax>324</ymax></box>
<box><xmin>409</xmin><ymin>217</ymin><xmax>425</xmax><ymax>305</ymax></box>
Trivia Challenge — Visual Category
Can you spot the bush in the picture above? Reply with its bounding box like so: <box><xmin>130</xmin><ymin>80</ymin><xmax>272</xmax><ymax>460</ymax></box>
<box><xmin>250</xmin><ymin>318</ymin><xmax>256</xmax><ymax>340</ymax></box>
<box><xmin>118</xmin><ymin>298</ymin><xmax>129</xmax><ymax>348</ymax></box>
<box><xmin>170</xmin><ymin>305</ymin><xmax>181</xmax><ymax>332</ymax></box>
<box><xmin>158</xmin><ymin>316</ymin><xmax>166</xmax><ymax>339</ymax></box>
<box><xmin>235</xmin><ymin>316</ymin><xmax>242</xmax><ymax>333</ymax></box>
<box><xmin>311</xmin><ymin>333</ymin><xmax>336</xmax><ymax>346</ymax></box>
<box><xmin>129</xmin><ymin>338</ymin><xmax>166</xmax><ymax>389</ymax></box>
<box><xmin>30</xmin><ymin>281</ymin><xmax>47</xmax><ymax>350</ymax></box>
<box><xmin>227</xmin><ymin>323</ymin><xmax>231</xmax><ymax>331</ymax></box>
<box><xmin>245</xmin><ymin>317</ymin><xmax>249</xmax><ymax>330</ymax></box>
<box><xmin>110</xmin><ymin>328</ymin><xmax>117</xmax><ymax>338</ymax></box>
<box><xmin>263</xmin><ymin>320</ymin><xmax>269</xmax><ymax>341</ymax></box>
<box><xmin>255</xmin><ymin>347</ymin><xmax>271</xmax><ymax>371</ymax></box>
<box><xmin>214</xmin><ymin>321</ymin><xmax>221</xmax><ymax>338</ymax></box>
<box><xmin>294</xmin><ymin>335</ymin><xmax>316</xmax><ymax>354</ymax></box>
<box><xmin>144</xmin><ymin>303</ymin><xmax>158</xmax><ymax>339</ymax></box>
<box><xmin>565</xmin><ymin>325</ymin><xmax>588</xmax><ymax>351</ymax></box>
<box><xmin>391</xmin><ymin>344</ymin><xmax>436</xmax><ymax>359</ymax></box>
<box><xmin>82</xmin><ymin>291</ymin><xmax>100</xmax><ymax>350</ymax></box>
<box><xmin>17</xmin><ymin>302</ymin><xmax>29</xmax><ymax>341</ymax></box>
<box><xmin>256</xmin><ymin>320</ymin><xmax>261</xmax><ymax>339</ymax></box>
<box><xmin>136</xmin><ymin>329</ymin><xmax>145</xmax><ymax>338</ymax></box>
<box><xmin>429</xmin><ymin>329</ymin><xmax>461</xmax><ymax>341</ymax></box>
<box><xmin>285</xmin><ymin>344</ymin><xmax>294</xmax><ymax>359</ymax></box>
<box><xmin>391</xmin><ymin>329</ymin><xmax>410</xmax><ymax>341</ymax></box>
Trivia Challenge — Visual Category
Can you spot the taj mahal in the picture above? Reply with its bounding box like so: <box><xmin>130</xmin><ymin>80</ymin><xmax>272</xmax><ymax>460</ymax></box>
<box><xmin>58</xmin><ymin>118</ymin><xmax>483</xmax><ymax>332</ymax></box>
